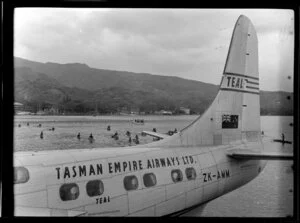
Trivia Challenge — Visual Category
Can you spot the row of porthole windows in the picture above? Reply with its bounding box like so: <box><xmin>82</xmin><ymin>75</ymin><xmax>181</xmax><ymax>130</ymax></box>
<box><xmin>60</xmin><ymin>167</ymin><xmax>197</xmax><ymax>201</ymax></box>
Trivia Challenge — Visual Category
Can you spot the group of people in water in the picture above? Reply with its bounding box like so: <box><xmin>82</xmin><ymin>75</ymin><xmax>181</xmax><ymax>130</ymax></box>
<box><xmin>133</xmin><ymin>119</ymin><xmax>144</xmax><ymax>124</ymax></box>
<box><xmin>125</xmin><ymin>130</ymin><xmax>139</xmax><ymax>144</ymax></box>
<box><xmin>107</xmin><ymin>125</ymin><xmax>140</xmax><ymax>144</ymax></box>
<box><xmin>75</xmin><ymin>132</ymin><xmax>94</xmax><ymax>143</ymax></box>
<box><xmin>72</xmin><ymin>125</ymin><xmax>140</xmax><ymax>145</ymax></box>
<box><xmin>35</xmin><ymin>123</ymin><xmax>177</xmax><ymax>144</ymax></box>
<box><xmin>18</xmin><ymin>122</ymin><xmax>55</xmax><ymax>139</ymax></box>
<box><xmin>167</xmin><ymin>128</ymin><xmax>178</xmax><ymax>136</ymax></box>
<box><xmin>18</xmin><ymin>122</ymin><xmax>42</xmax><ymax>128</ymax></box>
<box><xmin>40</xmin><ymin>127</ymin><xmax>55</xmax><ymax>139</ymax></box>
<box><xmin>19</xmin><ymin>122</ymin><xmax>290</xmax><ymax>150</ymax></box>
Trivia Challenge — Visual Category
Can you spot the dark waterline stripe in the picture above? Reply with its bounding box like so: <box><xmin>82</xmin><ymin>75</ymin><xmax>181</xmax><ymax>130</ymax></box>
<box><xmin>220</xmin><ymin>88</ymin><xmax>260</xmax><ymax>95</ymax></box>
<box><xmin>223</xmin><ymin>72</ymin><xmax>259</xmax><ymax>80</ymax></box>
<box><xmin>246</xmin><ymin>80</ymin><xmax>259</xmax><ymax>85</ymax></box>
<box><xmin>246</xmin><ymin>86</ymin><xmax>260</xmax><ymax>90</ymax></box>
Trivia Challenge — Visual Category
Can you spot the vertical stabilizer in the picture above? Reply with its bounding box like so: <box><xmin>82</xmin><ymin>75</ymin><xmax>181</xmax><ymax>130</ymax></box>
<box><xmin>221</xmin><ymin>15</ymin><xmax>260</xmax><ymax>135</ymax></box>
<box><xmin>223</xmin><ymin>15</ymin><xmax>259</xmax><ymax>78</ymax></box>
<box><xmin>142</xmin><ymin>15</ymin><xmax>261</xmax><ymax>148</ymax></box>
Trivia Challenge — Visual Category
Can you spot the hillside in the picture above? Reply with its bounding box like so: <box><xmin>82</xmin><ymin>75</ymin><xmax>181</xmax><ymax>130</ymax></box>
<box><xmin>14</xmin><ymin>57</ymin><xmax>293</xmax><ymax>115</ymax></box>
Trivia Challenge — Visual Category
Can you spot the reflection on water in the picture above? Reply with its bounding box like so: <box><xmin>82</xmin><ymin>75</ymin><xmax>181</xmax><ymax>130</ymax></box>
<box><xmin>14</xmin><ymin>115</ymin><xmax>293</xmax><ymax>217</ymax></box>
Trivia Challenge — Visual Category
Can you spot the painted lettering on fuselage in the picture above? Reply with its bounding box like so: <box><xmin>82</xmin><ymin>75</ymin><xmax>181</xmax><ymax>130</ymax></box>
<box><xmin>56</xmin><ymin>164</ymin><xmax>103</xmax><ymax>180</ymax></box>
<box><xmin>96</xmin><ymin>196</ymin><xmax>110</xmax><ymax>204</ymax></box>
<box><xmin>55</xmin><ymin>155</ymin><xmax>195</xmax><ymax>179</ymax></box>
<box><xmin>203</xmin><ymin>172</ymin><xmax>212</xmax><ymax>182</ymax></box>
<box><xmin>217</xmin><ymin>169</ymin><xmax>230</xmax><ymax>179</ymax></box>
<box><xmin>108</xmin><ymin>160</ymin><xmax>143</xmax><ymax>174</ymax></box>
<box><xmin>203</xmin><ymin>169</ymin><xmax>230</xmax><ymax>182</ymax></box>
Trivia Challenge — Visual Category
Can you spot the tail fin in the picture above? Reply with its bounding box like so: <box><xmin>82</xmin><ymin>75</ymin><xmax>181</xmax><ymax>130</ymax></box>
<box><xmin>143</xmin><ymin>15</ymin><xmax>261</xmax><ymax>148</ymax></box>
<box><xmin>220</xmin><ymin>14</ymin><xmax>260</xmax><ymax>135</ymax></box>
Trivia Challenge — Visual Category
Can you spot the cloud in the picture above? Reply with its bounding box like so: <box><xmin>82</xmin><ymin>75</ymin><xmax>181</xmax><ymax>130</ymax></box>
<box><xmin>14</xmin><ymin>8</ymin><xmax>294</xmax><ymax>91</ymax></box>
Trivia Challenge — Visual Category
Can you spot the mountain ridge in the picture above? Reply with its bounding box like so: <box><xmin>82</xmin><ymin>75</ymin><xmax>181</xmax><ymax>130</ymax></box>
<box><xmin>14</xmin><ymin>57</ymin><xmax>293</xmax><ymax>115</ymax></box>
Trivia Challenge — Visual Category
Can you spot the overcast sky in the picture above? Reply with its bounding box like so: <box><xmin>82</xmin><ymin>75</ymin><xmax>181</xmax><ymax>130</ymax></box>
<box><xmin>14</xmin><ymin>8</ymin><xmax>294</xmax><ymax>92</ymax></box>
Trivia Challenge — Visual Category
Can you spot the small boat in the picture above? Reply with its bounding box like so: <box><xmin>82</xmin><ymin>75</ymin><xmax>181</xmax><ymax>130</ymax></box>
<box><xmin>132</xmin><ymin>119</ymin><xmax>145</xmax><ymax>125</ymax></box>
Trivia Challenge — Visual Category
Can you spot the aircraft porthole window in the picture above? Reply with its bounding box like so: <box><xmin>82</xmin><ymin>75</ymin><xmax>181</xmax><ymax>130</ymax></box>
<box><xmin>185</xmin><ymin>167</ymin><xmax>197</xmax><ymax>180</ymax></box>
<box><xmin>86</xmin><ymin>180</ymin><xmax>104</xmax><ymax>197</ymax></box>
<box><xmin>14</xmin><ymin>167</ymin><xmax>30</xmax><ymax>184</ymax></box>
<box><xmin>124</xmin><ymin>175</ymin><xmax>139</xmax><ymax>191</ymax></box>
<box><xmin>171</xmin><ymin>169</ymin><xmax>183</xmax><ymax>183</ymax></box>
<box><xmin>60</xmin><ymin>183</ymin><xmax>80</xmax><ymax>201</ymax></box>
<box><xmin>143</xmin><ymin>173</ymin><xmax>157</xmax><ymax>187</ymax></box>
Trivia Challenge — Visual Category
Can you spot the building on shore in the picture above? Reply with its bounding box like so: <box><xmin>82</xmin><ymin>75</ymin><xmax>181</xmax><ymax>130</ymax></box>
<box><xmin>179</xmin><ymin>107</ymin><xmax>190</xmax><ymax>115</ymax></box>
<box><xmin>119</xmin><ymin>106</ymin><xmax>140</xmax><ymax>115</ymax></box>
<box><xmin>154</xmin><ymin>110</ymin><xmax>173</xmax><ymax>115</ymax></box>
<box><xmin>14</xmin><ymin>102</ymin><xmax>24</xmax><ymax>113</ymax></box>
<box><xmin>44</xmin><ymin>107</ymin><xmax>60</xmax><ymax>115</ymax></box>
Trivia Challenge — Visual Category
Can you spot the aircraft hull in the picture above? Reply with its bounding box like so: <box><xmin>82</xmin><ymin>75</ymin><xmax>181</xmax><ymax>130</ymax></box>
<box><xmin>14</xmin><ymin>144</ymin><xmax>265</xmax><ymax>216</ymax></box>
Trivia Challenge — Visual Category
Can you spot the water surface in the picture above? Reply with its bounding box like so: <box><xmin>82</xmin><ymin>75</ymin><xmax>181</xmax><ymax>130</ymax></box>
<box><xmin>14</xmin><ymin>115</ymin><xmax>294</xmax><ymax>217</ymax></box>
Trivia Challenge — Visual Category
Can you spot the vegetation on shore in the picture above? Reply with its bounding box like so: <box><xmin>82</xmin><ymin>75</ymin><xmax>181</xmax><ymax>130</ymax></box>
<box><xmin>14</xmin><ymin>57</ymin><xmax>293</xmax><ymax>116</ymax></box>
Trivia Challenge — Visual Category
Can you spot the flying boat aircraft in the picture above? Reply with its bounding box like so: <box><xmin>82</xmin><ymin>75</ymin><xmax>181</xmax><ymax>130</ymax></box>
<box><xmin>14</xmin><ymin>15</ymin><xmax>293</xmax><ymax>216</ymax></box>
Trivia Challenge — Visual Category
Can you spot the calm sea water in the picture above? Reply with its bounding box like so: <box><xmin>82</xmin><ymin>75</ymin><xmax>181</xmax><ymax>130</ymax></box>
<box><xmin>13</xmin><ymin>115</ymin><xmax>294</xmax><ymax>217</ymax></box>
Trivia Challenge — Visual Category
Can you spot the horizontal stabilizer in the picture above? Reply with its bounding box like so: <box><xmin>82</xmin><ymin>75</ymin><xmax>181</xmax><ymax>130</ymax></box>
<box><xmin>142</xmin><ymin>131</ymin><xmax>170</xmax><ymax>139</ymax></box>
<box><xmin>226</xmin><ymin>149</ymin><xmax>293</xmax><ymax>160</ymax></box>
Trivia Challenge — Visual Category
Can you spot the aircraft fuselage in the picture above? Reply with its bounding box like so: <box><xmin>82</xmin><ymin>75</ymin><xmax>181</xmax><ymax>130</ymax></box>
<box><xmin>14</xmin><ymin>143</ymin><xmax>266</xmax><ymax>216</ymax></box>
